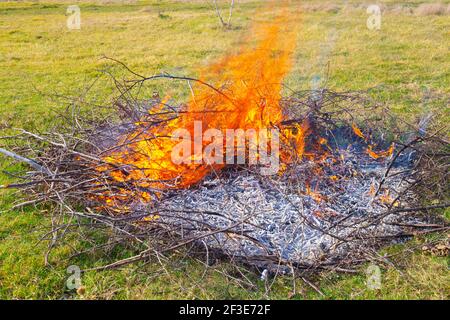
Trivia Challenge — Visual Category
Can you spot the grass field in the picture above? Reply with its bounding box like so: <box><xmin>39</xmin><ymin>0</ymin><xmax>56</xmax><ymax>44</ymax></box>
<box><xmin>0</xmin><ymin>0</ymin><xmax>449</xmax><ymax>299</ymax></box>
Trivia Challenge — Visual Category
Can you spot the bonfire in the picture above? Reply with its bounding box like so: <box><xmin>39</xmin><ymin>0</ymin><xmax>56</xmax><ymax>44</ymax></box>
<box><xmin>0</xmin><ymin>7</ymin><xmax>448</xmax><ymax>279</ymax></box>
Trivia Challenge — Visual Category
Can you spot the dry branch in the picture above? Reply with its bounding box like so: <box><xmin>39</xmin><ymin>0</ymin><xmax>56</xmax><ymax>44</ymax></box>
<box><xmin>0</xmin><ymin>59</ymin><xmax>448</xmax><ymax>284</ymax></box>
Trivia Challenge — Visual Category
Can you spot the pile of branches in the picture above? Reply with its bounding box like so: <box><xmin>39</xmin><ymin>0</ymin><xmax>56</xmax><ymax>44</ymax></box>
<box><xmin>0</xmin><ymin>66</ymin><xmax>449</xmax><ymax>281</ymax></box>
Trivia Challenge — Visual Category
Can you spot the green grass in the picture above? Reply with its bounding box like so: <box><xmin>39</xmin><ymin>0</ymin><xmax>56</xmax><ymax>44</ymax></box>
<box><xmin>0</xmin><ymin>0</ymin><xmax>449</xmax><ymax>299</ymax></box>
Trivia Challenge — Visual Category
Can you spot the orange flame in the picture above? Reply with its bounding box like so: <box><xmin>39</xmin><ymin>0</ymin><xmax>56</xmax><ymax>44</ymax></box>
<box><xmin>367</xmin><ymin>143</ymin><xmax>395</xmax><ymax>160</ymax></box>
<box><xmin>352</xmin><ymin>123</ymin><xmax>395</xmax><ymax>160</ymax></box>
<box><xmin>352</xmin><ymin>123</ymin><xmax>366</xmax><ymax>140</ymax></box>
<box><xmin>100</xmin><ymin>5</ymin><xmax>305</xmax><ymax>200</ymax></box>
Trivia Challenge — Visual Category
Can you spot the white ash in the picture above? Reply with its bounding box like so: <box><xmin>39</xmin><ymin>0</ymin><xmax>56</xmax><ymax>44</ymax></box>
<box><xmin>147</xmin><ymin>156</ymin><xmax>417</xmax><ymax>268</ymax></box>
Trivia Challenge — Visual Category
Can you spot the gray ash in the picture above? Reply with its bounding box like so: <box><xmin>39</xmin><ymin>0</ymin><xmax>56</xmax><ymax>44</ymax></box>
<box><xmin>139</xmin><ymin>147</ymin><xmax>417</xmax><ymax>269</ymax></box>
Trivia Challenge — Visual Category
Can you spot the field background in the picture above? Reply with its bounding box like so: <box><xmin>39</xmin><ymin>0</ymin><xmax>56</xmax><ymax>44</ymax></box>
<box><xmin>0</xmin><ymin>0</ymin><xmax>449</xmax><ymax>299</ymax></box>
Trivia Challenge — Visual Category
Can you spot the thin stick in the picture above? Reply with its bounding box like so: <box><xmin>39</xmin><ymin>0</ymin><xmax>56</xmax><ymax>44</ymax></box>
<box><xmin>0</xmin><ymin>147</ymin><xmax>52</xmax><ymax>175</ymax></box>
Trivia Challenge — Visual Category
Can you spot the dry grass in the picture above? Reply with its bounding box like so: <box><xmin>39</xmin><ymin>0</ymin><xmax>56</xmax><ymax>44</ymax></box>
<box><xmin>301</xmin><ymin>3</ymin><xmax>341</xmax><ymax>14</ymax></box>
<box><xmin>415</xmin><ymin>3</ymin><xmax>450</xmax><ymax>16</ymax></box>
<box><xmin>390</xmin><ymin>5</ymin><xmax>414</xmax><ymax>15</ymax></box>
<box><xmin>299</xmin><ymin>2</ymin><xmax>450</xmax><ymax>16</ymax></box>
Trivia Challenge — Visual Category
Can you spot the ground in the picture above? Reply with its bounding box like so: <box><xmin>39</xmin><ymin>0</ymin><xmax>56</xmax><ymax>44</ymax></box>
<box><xmin>0</xmin><ymin>0</ymin><xmax>449</xmax><ymax>299</ymax></box>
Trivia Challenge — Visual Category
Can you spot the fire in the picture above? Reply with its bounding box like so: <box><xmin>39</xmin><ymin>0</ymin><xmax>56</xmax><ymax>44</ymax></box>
<box><xmin>93</xmin><ymin>2</ymin><xmax>398</xmax><ymax>211</ymax></box>
<box><xmin>98</xmin><ymin>5</ymin><xmax>305</xmax><ymax>203</ymax></box>
<box><xmin>352</xmin><ymin>123</ymin><xmax>395</xmax><ymax>160</ymax></box>
<box><xmin>352</xmin><ymin>123</ymin><xmax>366</xmax><ymax>141</ymax></box>
<box><xmin>367</xmin><ymin>143</ymin><xmax>395</xmax><ymax>160</ymax></box>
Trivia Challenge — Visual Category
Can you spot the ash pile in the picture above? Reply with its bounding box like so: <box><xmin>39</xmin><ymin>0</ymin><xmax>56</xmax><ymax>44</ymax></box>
<box><xmin>138</xmin><ymin>134</ymin><xmax>417</xmax><ymax>269</ymax></box>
